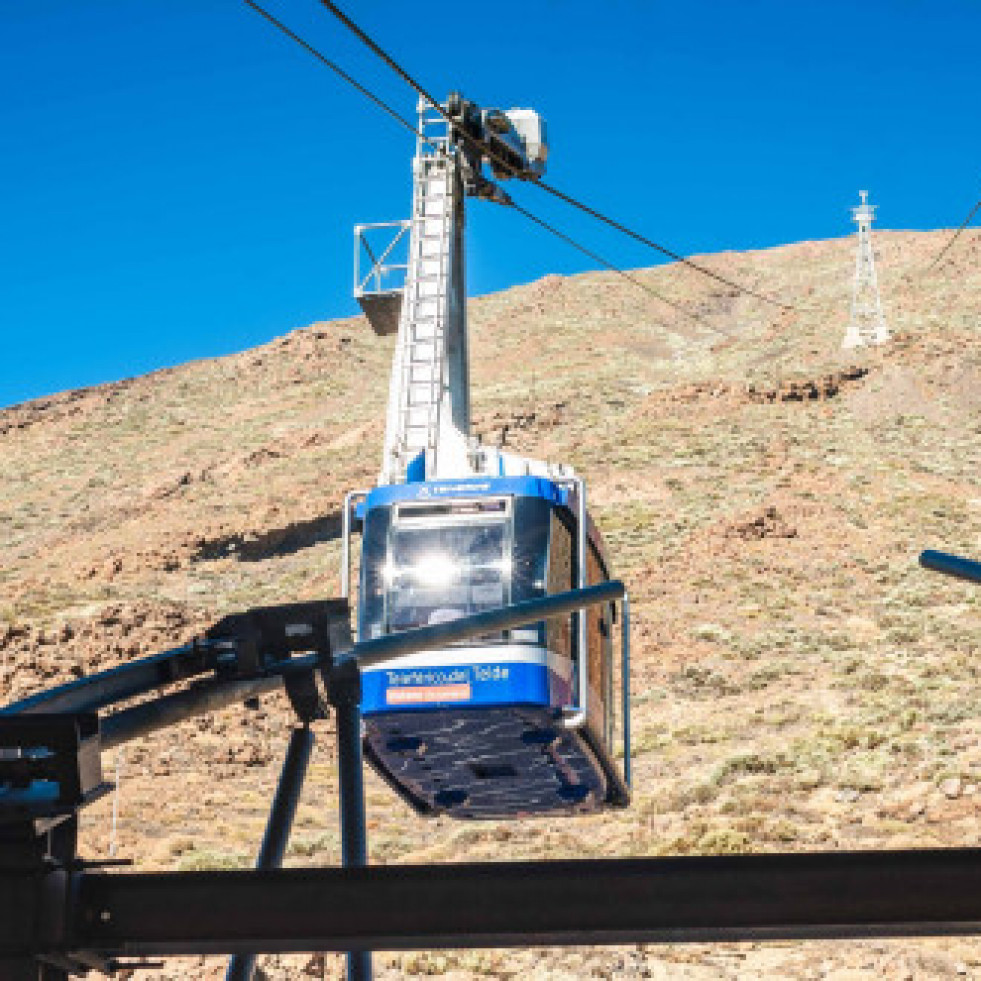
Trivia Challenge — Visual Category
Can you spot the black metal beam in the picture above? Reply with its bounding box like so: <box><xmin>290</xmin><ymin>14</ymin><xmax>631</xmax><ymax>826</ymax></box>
<box><xmin>94</xmin><ymin>580</ymin><xmax>624</xmax><ymax>751</ymax></box>
<box><xmin>100</xmin><ymin>677</ymin><xmax>282</xmax><ymax>750</ymax></box>
<box><xmin>3</xmin><ymin>598</ymin><xmax>350</xmax><ymax>723</ymax></box>
<box><xmin>62</xmin><ymin>848</ymin><xmax>981</xmax><ymax>958</ymax></box>
<box><xmin>225</xmin><ymin>726</ymin><xmax>315</xmax><ymax>981</ymax></box>
<box><xmin>920</xmin><ymin>549</ymin><xmax>981</xmax><ymax>585</ymax></box>
<box><xmin>350</xmin><ymin>580</ymin><xmax>625</xmax><ymax>669</ymax></box>
<box><xmin>3</xmin><ymin>585</ymin><xmax>622</xmax><ymax>753</ymax></box>
<box><xmin>333</xmin><ymin>668</ymin><xmax>372</xmax><ymax>981</ymax></box>
<box><xmin>1</xmin><ymin>642</ymin><xmax>214</xmax><ymax>717</ymax></box>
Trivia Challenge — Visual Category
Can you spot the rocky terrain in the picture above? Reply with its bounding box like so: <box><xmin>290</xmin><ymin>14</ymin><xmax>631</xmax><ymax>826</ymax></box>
<box><xmin>2</xmin><ymin>228</ymin><xmax>980</xmax><ymax>979</ymax></box>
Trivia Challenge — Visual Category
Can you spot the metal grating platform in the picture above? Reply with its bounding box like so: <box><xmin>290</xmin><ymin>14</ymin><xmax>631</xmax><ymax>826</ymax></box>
<box><xmin>364</xmin><ymin>706</ymin><xmax>609</xmax><ymax>819</ymax></box>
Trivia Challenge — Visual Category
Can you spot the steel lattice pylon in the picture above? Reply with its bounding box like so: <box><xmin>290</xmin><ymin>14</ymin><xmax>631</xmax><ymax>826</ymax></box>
<box><xmin>843</xmin><ymin>190</ymin><xmax>890</xmax><ymax>349</ymax></box>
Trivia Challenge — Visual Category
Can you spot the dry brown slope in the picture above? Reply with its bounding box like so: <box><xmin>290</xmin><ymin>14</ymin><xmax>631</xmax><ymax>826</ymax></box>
<box><xmin>1</xmin><ymin>229</ymin><xmax>980</xmax><ymax>978</ymax></box>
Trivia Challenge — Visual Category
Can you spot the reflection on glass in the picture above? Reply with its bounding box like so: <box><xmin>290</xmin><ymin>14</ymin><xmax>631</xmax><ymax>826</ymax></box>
<box><xmin>386</xmin><ymin>522</ymin><xmax>509</xmax><ymax>632</ymax></box>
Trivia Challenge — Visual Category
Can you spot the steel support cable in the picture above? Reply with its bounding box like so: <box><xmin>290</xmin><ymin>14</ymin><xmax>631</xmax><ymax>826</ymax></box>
<box><xmin>533</xmin><ymin>179</ymin><xmax>797</xmax><ymax>312</ymax></box>
<box><xmin>316</xmin><ymin>0</ymin><xmax>799</xmax><ymax>314</ymax></box>
<box><xmin>316</xmin><ymin>0</ymin><xmax>445</xmax><ymax>118</ymax></box>
<box><xmin>509</xmin><ymin>200</ymin><xmax>714</xmax><ymax>327</ymax></box>
<box><xmin>243</xmin><ymin>0</ymin><xmax>424</xmax><ymax>142</ymax></box>
<box><xmin>243</xmin><ymin>2</ymin><xmax>708</xmax><ymax>325</ymax></box>
<box><xmin>925</xmin><ymin>195</ymin><xmax>981</xmax><ymax>272</ymax></box>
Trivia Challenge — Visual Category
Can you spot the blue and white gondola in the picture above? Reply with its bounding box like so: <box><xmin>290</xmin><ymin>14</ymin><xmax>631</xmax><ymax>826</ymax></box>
<box><xmin>346</xmin><ymin>475</ymin><xmax>630</xmax><ymax>820</ymax></box>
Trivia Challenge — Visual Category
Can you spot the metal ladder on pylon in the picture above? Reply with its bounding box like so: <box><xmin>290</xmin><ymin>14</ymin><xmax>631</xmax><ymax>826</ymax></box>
<box><xmin>390</xmin><ymin>153</ymin><xmax>454</xmax><ymax>480</ymax></box>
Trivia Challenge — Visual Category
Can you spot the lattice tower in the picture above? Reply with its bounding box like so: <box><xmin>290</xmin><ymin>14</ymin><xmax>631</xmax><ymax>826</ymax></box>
<box><xmin>843</xmin><ymin>190</ymin><xmax>890</xmax><ymax>349</ymax></box>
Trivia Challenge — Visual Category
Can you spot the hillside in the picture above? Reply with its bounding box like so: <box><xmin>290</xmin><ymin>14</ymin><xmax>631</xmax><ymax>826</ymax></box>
<box><xmin>2</xmin><ymin>228</ymin><xmax>981</xmax><ymax>979</ymax></box>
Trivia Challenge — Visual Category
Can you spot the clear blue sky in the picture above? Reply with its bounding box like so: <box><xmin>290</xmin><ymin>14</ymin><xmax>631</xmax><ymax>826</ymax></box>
<box><xmin>2</xmin><ymin>0</ymin><xmax>978</xmax><ymax>408</ymax></box>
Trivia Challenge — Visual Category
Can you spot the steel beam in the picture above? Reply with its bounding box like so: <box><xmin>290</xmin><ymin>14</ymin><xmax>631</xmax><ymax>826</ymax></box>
<box><xmin>920</xmin><ymin>549</ymin><xmax>981</xmax><ymax>585</ymax></box>
<box><xmin>334</xmin><ymin>672</ymin><xmax>372</xmax><ymax>980</ymax></box>
<box><xmin>2</xmin><ymin>642</ymin><xmax>212</xmax><ymax>717</ymax></box>
<box><xmin>66</xmin><ymin>848</ymin><xmax>981</xmax><ymax>958</ymax></box>
<box><xmin>100</xmin><ymin>677</ymin><xmax>282</xmax><ymax>750</ymax></box>
<box><xmin>351</xmin><ymin>580</ymin><xmax>625</xmax><ymax>669</ymax></box>
<box><xmin>226</xmin><ymin>726</ymin><xmax>315</xmax><ymax>981</ymax></box>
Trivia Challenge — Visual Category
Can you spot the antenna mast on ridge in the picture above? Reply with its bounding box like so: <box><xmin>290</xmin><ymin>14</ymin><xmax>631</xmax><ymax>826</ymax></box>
<box><xmin>843</xmin><ymin>190</ymin><xmax>890</xmax><ymax>349</ymax></box>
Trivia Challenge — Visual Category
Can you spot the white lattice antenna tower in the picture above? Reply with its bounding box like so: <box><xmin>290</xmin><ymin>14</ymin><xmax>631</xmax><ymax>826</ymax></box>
<box><xmin>843</xmin><ymin>190</ymin><xmax>890</xmax><ymax>349</ymax></box>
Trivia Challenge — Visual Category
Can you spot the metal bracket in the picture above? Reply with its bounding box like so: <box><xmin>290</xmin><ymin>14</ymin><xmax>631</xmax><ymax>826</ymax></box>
<box><xmin>207</xmin><ymin>600</ymin><xmax>350</xmax><ymax>724</ymax></box>
<box><xmin>0</xmin><ymin>714</ymin><xmax>110</xmax><ymax>833</ymax></box>
<box><xmin>353</xmin><ymin>221</ymin><xmax>411</xmax><ymax>336</ymax></box>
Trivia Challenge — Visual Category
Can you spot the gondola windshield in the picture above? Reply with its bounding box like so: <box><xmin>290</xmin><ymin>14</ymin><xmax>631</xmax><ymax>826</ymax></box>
<box><xmin>359</xmin><ymin>495</ymin><xmax>557</xmax><ymax>642</ymax></box>
<box><xmin>385</xmin><ymin>517</ymin><xmax>509</xmax><ymax>633</ymax></box>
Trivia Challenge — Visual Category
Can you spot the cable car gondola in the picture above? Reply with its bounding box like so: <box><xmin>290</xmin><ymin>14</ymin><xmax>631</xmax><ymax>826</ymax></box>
<box><xmin>344</xmin><ymin>475</ymin><xmax>629</xmax><ymax>819</ymax></box>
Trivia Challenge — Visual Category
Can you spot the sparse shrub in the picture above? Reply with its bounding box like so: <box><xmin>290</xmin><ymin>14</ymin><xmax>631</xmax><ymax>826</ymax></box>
<box><xmin>714</xmin><ymin>752</ymin><xmax>791</xmax><ymax>783</ymax></box>
<box><xmin>696</xmin><ymin>828</ymin><xmax>752</xmax><ymax>854</ymax></box>
<box><xmin>176</xmin><ymin>848</ymin><xmax>249</xmax><ymax>871</ymax></box>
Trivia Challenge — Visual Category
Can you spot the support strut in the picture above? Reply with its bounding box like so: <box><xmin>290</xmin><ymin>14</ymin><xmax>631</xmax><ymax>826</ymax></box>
<box><xmin>226</xmin><ymin>725</ymin><xmax>315</xmax><ymax>981</ymax></box>
<box><xmin>333</xmin><ymin>662</ymin><xmax>372</xmax><ymax>981</ymax></box>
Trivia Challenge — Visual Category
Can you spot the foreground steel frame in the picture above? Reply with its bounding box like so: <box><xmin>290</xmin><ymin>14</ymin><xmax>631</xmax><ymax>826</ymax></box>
<box><xmin>8</xmin><ymin>848</ymin><xmax>981</xmax><ymax>966</ymax></box>
<box><xmin>2</xmin><ymin>553</ymin><xmax>979</xmax><ymax>979</ymax></box>
<box><xmin>0</xmin><ymin>582</ymin><xmax>627</xmax><ymax>978</ymax></box>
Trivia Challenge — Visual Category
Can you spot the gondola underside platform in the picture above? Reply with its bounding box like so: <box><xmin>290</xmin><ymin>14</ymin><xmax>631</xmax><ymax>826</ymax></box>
<box><xmin>363</xmin><ymin>706</ymin><xmax>625</xmax><ymax>819</ymax></box>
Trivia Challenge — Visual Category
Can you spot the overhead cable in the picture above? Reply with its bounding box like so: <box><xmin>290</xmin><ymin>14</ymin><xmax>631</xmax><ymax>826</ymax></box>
<box><xmin>244</xmin><ymin>0</ymin><xmax>424</xmax><ymax>141</ymax></box>
<box><xmin>532</xmin><ymin>179</ymin><xmax>795</xmax><ymax>312</ymax></box>
<box><xmin>509</xmin><ymin>201</ymin><xmax>713</xmax><ymax>326</ymax></box>
<box><xmin>316</xmin><ymin>0</ymin><xmax>445</xmax><ymax>114</ymax></box>
<box><xmin>316</xmin><ymin>0</ymin><xmax>798</xmax><ymax>313</ymax></box>
<box><xmin>925</xmin><ymin>195</ymin><xmax>981</xmax><ymax>272</ymax></box>
<box><xmin>244</xmin><ymin>1</ymin><xmax>707</xmax><ymax>323</ymax></box>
